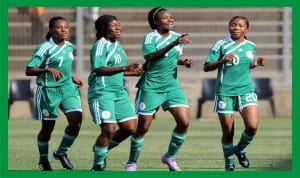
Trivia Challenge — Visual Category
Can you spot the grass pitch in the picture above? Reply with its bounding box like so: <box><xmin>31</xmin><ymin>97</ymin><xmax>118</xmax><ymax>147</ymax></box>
<box><xmin>8</xmin><ymin>116</ymin><xmax>291</xmax><ymax>171</ymax></box>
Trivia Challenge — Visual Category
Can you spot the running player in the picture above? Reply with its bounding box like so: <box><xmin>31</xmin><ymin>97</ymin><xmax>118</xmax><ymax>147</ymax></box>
<box><xmin>203</xmin><ymin>16</ymin><xmax>267</xmax><ymax>171</ymax></box>
<box><xmin>88</xmin><ymin>15</ymin><xmax>143</xmax><ymax>171</ymax></box>
<box><xmin>25</xmin><ymin>16</ymin><xmax>83</xmax><ymax>171</ymax></box>
<box><xmin>125</xmin><ymin>7</ymin><xmax>193</xmax><ymax>171</ymax></box>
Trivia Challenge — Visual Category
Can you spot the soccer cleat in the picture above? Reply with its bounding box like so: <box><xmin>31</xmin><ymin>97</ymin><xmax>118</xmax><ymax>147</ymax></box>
<box><xmin>233</xmin><ymin>149</ymin><xmax>250</xmax><ymax>168</ymax></box>
<box><xmin>53</xmin><ymin>151</ymin><xmax>73</xmax><ymax>169</ymax></box>
<box><xmin>125</xmin><ymin>163</ymin><xmax>137</xmax><ymax>171</ymax></box>
<box><xmin>38</xmin><ymin>160</ymin><xmax>53</xmax><ymax>171</ymax></box>
<box><xmin>90</xmin><ymin>165</ymin><xmax>104</xmax><ymax>171</ymax></box>
<box><xmin>161</xmin><ymin>154</ymin><xmax>181</xmax><ymax>171</ymax></box>
<box><xmin>225</xmin><ymin>164</ymin><xmax>235</xmax><ymax>171</ymax></box>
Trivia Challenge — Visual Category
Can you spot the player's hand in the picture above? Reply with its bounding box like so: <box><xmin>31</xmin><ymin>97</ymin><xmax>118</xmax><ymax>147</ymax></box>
<box><xmin>173</xmin><ymin>33</ymin><xmax>192</xmax><ymax>46</ymax></box>
<box><xmin>224</xmin><ymin>54</ymin><xmax>235</xmax><ymax>63</ymax></box>
<box><xmin>257</xmin><ymin>57</ymin><xmax>267</xmax><ymax>66</ymax></box>
<box><xmin>184</xmin><ymin>58</ymin><xmax>193</xmax><ymax>68</ymax></box>
<box><xmin>47</xmin><ymin>68</ymin><xmax>64</xmax><ymax>81</ymax></box>
<box><xmin>72</xmin><ymin>76</ymin><xmax>83</xmax><ymax>88</ymax></box>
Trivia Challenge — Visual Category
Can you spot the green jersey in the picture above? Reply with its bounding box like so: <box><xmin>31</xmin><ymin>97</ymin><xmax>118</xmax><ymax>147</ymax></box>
<box><xmin>138</xmin><ymin>30</ymin><xmax>183</xmax><ymax>92</ymax></box>
<box><xmin>26</xmin><ymin>38</ymin><xmax>74</xmax><ymax>87</ymax></box>
<box><xmin>88</xmin><ymin>38</ymin><xmax>127</xmax><ymax>100</ymax></box>
<box><xmin>205</xmin><ymin>37</ymin><xmax>256</xmax><ymax>96</ymax></box>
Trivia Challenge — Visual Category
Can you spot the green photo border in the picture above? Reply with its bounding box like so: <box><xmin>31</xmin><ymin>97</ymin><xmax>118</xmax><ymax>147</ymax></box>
<box><xmin>1</xmin><ymin>0</ymin><xmax>298</xmax><ymax>178</ymax></box>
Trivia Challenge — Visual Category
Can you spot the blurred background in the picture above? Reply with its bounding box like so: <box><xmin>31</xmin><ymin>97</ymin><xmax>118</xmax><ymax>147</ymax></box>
<box><xmin>8</xmin><ymin>7</ymin><xmax>292</xmax><ymax>119</ymax></box>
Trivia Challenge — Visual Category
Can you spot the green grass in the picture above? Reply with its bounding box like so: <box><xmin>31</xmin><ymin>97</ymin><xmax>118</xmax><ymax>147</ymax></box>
<box><xmin>8</xmin><ymin>117</ymin><xmax>291</xmax><ymax>171</ymax></box>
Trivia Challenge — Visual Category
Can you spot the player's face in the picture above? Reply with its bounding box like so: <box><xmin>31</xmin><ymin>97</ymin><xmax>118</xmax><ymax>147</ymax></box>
<box><xmin>228</xmin><ymin>18</ymin><xmax>248</xmax><ymax>41</ymax></box>
<box><xmin>51</xmin><ymin>20</ymin><xmax>70</xmax><ymax>42</ymax></box>
<box><xmin>106</xmin><ymin>20</ymin><xmax>122</xmax><ymax>42</ymax></box>
<box><xmin>156</xmin><ymin>10</ymin><xmax>175</xmax><ymax>32</ymax></box>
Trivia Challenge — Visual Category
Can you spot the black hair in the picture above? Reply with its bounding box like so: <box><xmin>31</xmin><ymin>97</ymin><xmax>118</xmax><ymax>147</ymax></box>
<box><xmin>45</xmin><ymin>16</ymin><xmax>67</xmax><ymax>40</ymax></box>
<box><xmin>95</xmin><ymin>15</ymin><xmax>118</xmax><ymax>39</ymax></box>
<box><xmin>147</xmin><ymin>7</ymin><xmax>166</xmax><ymax>30</ymax></box>
<box><xmin>229</xmin><ymin>16</ymin><xmax>249</xmax><ymax>28</ymax></box>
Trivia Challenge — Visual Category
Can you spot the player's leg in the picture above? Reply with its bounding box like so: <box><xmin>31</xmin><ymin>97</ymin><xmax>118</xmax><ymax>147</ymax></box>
<box><xmin>88</xmin><ymin>97</ymin><xmax>117</xmax><ymax>171</ymax></box>
<box><xmin>215</xmin><ymin>95</ymin><xmax>236</xmax><ymax>171</ymax></box>
<box><xmin>125</xmin><ymin>114</ymin><xmax>153</xmax><ymax>171</ymax></box>
<box><xmin>219</xmin><ymin>114</ymin><xmax>235</xmax><ymax>171</ymax></box>
<box><xmin>161</xmin><ymin>106</ymin><xmax>189</xmax><ymax>171</ymax></box>
<box><xmin>234</xmin><ymin>92</ymin><xmax>259</xmax><ymax>168</ymax></box>
<box><xmin>125</xmin><ymin>90</ymin><xmax>161</xmax><ymax>171</ymax></box>
<box><xmin>91</xmin><ymin>123</ymin><xmax>116</xmax><ymax>171</ymax></box>
<box><xmin>109</xmin><ymin>92</ymin><xmax>137</xmax><ymax>151</ymax></box>
<box><xmin>161</xmin><ymin>89</ymin><xmax>190</xmax><ymax>171</ymax></box>
<box><xmin>53</xmin><ymin>110</ymin><xmax>82</xmax><ymax>169</ymax></box>
<box><xmin>36</xmin><ymin>86</ymin><xmax>58</xmax><ymax>171</ymax></box>
<box><xmin>54</xmin><ymin>85</ymin><xmax>83</xmax><ymax>169</ymax></box>
<box><xmin>37</xmin><ymin>120</ymin><xmax>55</xmax><ymax>171</ymax></box>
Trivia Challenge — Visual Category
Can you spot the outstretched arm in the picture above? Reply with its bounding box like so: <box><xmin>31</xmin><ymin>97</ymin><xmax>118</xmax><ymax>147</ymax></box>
<box><xmin>145</xmin><ymin>34</ymin><xmax>191</xmax><ymax>61</ymax></box>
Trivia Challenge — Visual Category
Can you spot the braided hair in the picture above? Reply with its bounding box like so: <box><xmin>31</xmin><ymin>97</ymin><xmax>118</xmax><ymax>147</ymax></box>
<box><xmin>147</xmin><ymin>7</ymin><xmax>166</xmax><ymax>30</ymax></box>
<box><xmin>45</xmin><ymin>16</ymin><xmax>67</xmax><ymax>40</ymax></box>
<box><xmin>95</xmin><ymin>15</ymin><xmax>118</xmax><ymax>40</ymax></box>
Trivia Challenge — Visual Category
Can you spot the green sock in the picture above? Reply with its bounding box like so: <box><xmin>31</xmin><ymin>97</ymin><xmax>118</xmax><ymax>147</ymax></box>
<box><xmin>93</xmin><ymin>146</ymin><xmax>108</xmax><ymax>167</ymax></box>
<box><xmin>127</xmin><ymin>136</ymin><xmax>144</xmax><ymax>163</ymax></box>
<box><xmin>108</xmin><ymin>139</ymin><xmax>120</xmax><ymax>151</ymax></box>
<box><xmin>222</xmin><ymin>142</ymin><xmax>234</xmax><ymax>165</ymax></box>
<box><xmin>37</xmin><ymin>140</ymin><xmax>50</xmax><ymax>162</ymax></box>
<box><xmin>234</xmin><ymin>131</ymin><xmax>254</xmax><ymax>152</ymax></box>
<box><xmin>55</xmin><ymin>133</ymin><xmax>76</xmax><ymax>155</ymax></box>
<box><xmin>166</xmin><ymin>132</ymin><xmax>186</xmax><ymax>158</ymax></box>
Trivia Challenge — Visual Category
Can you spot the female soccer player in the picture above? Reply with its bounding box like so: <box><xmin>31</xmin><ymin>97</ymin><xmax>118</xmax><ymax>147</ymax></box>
<box><xmin>87</xmin><ymin>15</ymin><xmax>143</xmax><ymax>171</ymax></box>
<box><xmin>25</xmin><ymin>16</ymin><xmax>83</xmax><ymax>171</ymax></box>
<box><xmin>125</xmin><ymin>7</ymin><xmax>193</xmax><ymax>171</ymax></box>
<box><xmin>203</xmin><ymin>16</ymin><xmax>267</xmax><ymax>171</ymax></box>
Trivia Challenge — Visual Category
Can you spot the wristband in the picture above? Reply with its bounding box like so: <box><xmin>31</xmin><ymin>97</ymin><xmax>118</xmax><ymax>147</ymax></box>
<box><xmin>254</xmin><ymin>59</ymin><xmax>258</xmax><ymax>67</ymax></box>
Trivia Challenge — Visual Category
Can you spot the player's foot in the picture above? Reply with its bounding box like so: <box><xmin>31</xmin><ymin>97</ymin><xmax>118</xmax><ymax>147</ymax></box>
<box><xmin>233</xmin><ymin>148</ymin><xmax>249</xmax><ymax>168</ymax></box>
<box><xmin>161</xmin><ymin>154</ymin><xmax>181</xmax><ymax>171</ymax></box>
<box><xmin>90</xmin><ymin>165</ymin><xmax>105</xmax><ymax>171</ymax></box>
<box><xmin>38</xmin><ymin>160</ymin><xmax>53</xmax><ymax>171</ymax></box>
<box><xmin>125</xmin><ymin>163</ymin><xmax>137</xmax><ymax>171</ymax></box>
<box><xmin>53</xmin><ymin>151</ymin><xmax>73</xmax><ymax>169</ymax></box>
<box><xmin>92</xmin><ymin>145</ymin><xmax>107</xmax><ymax>170</ymax></box>
<box><xmin>225</xmin><ymin>164</ymin><xmax>235</xmax><ymax>171</ymax></box>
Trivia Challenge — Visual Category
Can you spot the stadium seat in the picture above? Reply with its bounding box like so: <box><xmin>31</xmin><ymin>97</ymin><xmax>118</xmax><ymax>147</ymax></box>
<box><xmin>8</xmin><ymin>79</ymin><xmax>35</xmax><ymax>119</ymax></box>
<box><xmin>253</xmin><ymin>77</ymin><xmax>276</xmax><ymax>118</ymax></box>
<box><xmin>196</xmin><ymin>78</ymin><xmax>216</xmax><ymax>119</ymax></box>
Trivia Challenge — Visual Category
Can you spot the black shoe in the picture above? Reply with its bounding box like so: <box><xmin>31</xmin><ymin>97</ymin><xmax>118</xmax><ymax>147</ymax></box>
<box><xmin>53</xmin><ymin>151</ymin><xmax>73</xmax><ymax>169</ymax></box>
<box><xmin>38</xmin><ymin>160</ymin><xmax>53</xmax><ymax>171</ymax></box>
<box><xmin>225</xmin><ymin>164</ymin><xmax>235</xmax><ymax>171</ymax></box>
<box><xmin>91</xmin><ymin>165</ymin><xmax>104</xmax><ymax>171</ymax></box>
<box><xmin>233</xmin><ymin>149</ymin><xmax>250</xmax><ymax>168</ymax></box>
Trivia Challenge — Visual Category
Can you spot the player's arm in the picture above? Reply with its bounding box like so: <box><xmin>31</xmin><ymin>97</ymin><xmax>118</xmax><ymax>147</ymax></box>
<box><xmin>25</xmin><ymin>67</ymin><xmax>64</xmax><ymax>81</ymax></box>
<box><xmin>204</xmin><ymin>54</ymin><xmax>234</xmax><ymax>72</ymax></box>
<box><xmin>145</xmin><ymin>34</ymin><xmax>191</xmax><ymax>61</ymax></box>
<box><xmin>95</xmin><ymin>63</ymin><xmax>143</xmax><ymax>76</ymax></box>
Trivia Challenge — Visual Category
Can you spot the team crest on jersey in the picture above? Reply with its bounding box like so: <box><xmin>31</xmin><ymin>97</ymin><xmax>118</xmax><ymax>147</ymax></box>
<box><xmin>246</xmin><ymin>50</ymin><xmax>254</xmax><ymax>59</ymax></box>
<box><xmin>139</xmin><ymin>102</ymin><xmax>146</xmax><ymax>111</ymax></box>
<box><xmin>218</xmin><ymin>101</ymin><xmax>226</xmax><ymax>109</ymax></box>
<box><xmin>42</xmin><ymin>109</ymin><xmax>50</xmax><ymax>117</ymax></box>
<box><xmin>101</xmin><ymin>110</ymin><xmax>111</xmax><ymax>119</ymax></box>
<box><xmin>69</xmin><ymin>52</ymin><xmax>74</xmax><ymax>60</ymax></box>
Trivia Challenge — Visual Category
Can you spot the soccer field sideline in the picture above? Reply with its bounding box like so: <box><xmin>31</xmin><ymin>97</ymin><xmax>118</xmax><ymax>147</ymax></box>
<box><xmin>8</xmin><ymin>117</ymin><xmax>291</xmax><ymax>171</ymax></box>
